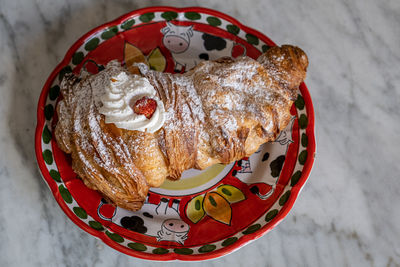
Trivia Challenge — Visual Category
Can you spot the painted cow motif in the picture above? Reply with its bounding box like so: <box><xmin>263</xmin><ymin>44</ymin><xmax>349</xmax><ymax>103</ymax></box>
<box><xmin>233</xmin><ymin>117</ymin><xmax>296</xmax><ymax>199</ymax></box>
<box><xmin>97</xmin><ymin>198</ymin><xmax>189</xmax><ymax>244</ymax></box>
<box><xmin>161</xmin><ymin>22</ymin><xmax>241</xmax><ymax>72</ymax></box>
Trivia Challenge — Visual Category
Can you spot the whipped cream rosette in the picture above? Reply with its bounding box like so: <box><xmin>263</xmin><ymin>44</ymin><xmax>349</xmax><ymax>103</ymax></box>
<box><xmin>97</xmin><ymin>62</ymin><xmax>165</xmax><ymax>133</ymax></box>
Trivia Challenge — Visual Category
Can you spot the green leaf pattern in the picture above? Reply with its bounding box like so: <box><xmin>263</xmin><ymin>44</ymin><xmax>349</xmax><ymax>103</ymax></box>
<box><xmin>38</xmin><ymin>10</ymin><xmax>313</xmax><ymax>256</ymax></box>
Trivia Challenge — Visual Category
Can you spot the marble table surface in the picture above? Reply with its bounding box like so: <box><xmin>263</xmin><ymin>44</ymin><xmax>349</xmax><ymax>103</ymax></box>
<box><xmin>0</xmin><ymin>0</ymin><xmax>399</xmax><ymax>266</ymax></box>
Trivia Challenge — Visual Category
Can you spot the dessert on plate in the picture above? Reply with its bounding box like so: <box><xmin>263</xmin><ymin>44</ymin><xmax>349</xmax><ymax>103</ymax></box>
<box><xmin>54</xmin><ymin>45</ymin><xmax>308</xmax><ymax>211</ymax></box>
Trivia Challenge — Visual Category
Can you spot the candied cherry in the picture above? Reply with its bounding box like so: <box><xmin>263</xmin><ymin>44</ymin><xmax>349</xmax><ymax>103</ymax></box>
<box><xmin>131</xmin><ymin>96</ymin><xmax>157</xmax><ymax>119</ymax></box>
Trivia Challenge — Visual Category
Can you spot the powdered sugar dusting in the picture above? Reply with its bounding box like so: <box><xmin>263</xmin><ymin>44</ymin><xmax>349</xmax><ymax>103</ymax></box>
<box><xmin>54</xmin><ymin>45</ymin><xmax>307</xmax><ymax>208</ymax></box>
<box><xmin>142</xmin><ymin>54</ymin><xmax>297</xmax><ymax>167</ymax></box>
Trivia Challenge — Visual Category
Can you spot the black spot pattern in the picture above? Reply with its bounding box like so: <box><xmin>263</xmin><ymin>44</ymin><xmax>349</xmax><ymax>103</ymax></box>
<box><xmin>250</xmin><ymin>186</ymin><xmax>259</xmax><ymax>194</ymax></box>
<box><xmin>199</xmin><ymin>53</ymin><xmax>209</xmax><ymax>60</ymax></box>
<box><xmin>262</xmin><ymin>152</ymin><xmax>270</xmax><ymax>162</ymax></box>
<box><xmin>120</xmin><ymin>216</ymin><xmax>147</xmax><ymax>234</ymax></box>
<box><xmin>270</xmin><ymin>155</ymin><xmax>285</xmax><ymax>178</ymax></box>
<box><xmin>202</xmin><ymin>33</ymin><xmax>227</xmax><ymax>51</ymax></box>
<box><xmin>143</xmin><ymin>212</ymin><xmax>153</xmax><ymax>218</ymax></box>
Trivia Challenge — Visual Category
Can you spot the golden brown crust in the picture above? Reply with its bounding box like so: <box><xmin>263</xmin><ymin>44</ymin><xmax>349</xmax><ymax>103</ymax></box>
<box><xmin>258</xmin><ymin>45</ymin><xmax>308</xmax><ymax>99</ymax></box>
<box><xmin>54</xmin><ymin>45</ymin><xmax>308</xmax><ymax>211</ymax></box>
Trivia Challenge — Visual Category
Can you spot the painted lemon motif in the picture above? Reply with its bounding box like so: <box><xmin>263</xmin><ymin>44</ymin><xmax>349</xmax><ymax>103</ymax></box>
<box><xmin>186</xmin><ymin>195</ymin><xmax>205</xmax><ymax>223</ymax></box>
<box><xmin>203</xmin><ymin>192</ymin><xmax>232</xmax><ymax>225</ymax></box>
<box><xmin>124</xmin><ymin>42</ymin><xmax>148</xmax><ymax>74</ymax></box>
<box><xmin>217</xmin><ymin>185</ymin><xmax>245</xmax><ymax>203</ymax></box>
<box><xmin>147</xmin><ymin>48</ymin><xmax>166</xmax><ymax>72</ymax></box>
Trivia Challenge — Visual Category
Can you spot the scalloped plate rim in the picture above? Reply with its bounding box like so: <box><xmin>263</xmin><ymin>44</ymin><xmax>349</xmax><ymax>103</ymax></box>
<box><xmin>35</xmin><ymin>6</ymin><xmax>316</xmax><ymax>261</ymax></box>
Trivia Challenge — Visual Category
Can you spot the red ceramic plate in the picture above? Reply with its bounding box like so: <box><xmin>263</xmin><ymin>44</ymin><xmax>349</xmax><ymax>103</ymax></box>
<box><xmin>35</xmin><ymin>6</ymin><xmax>315</xmax><ymax>261</ymax></box>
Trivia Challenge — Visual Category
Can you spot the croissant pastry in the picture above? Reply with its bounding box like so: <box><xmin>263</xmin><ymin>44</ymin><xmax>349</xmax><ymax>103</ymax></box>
<box><xmin>54</xmin><ymin>45</ymin><xmax>308</xmax><ymax>211</ymax></box>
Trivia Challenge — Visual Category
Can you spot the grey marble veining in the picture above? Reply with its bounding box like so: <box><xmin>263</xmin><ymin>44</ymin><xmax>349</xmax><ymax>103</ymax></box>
<box><xmin>0</xmin><ymin>0</ymin><xmax>399</xmax><ymax>266</ymax></box>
